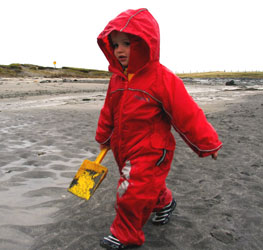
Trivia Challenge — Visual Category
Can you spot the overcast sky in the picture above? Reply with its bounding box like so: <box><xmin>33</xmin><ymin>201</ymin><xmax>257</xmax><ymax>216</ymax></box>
<box><xmin>1</xmin><ymin>0</ymin><xmax>262</xmax><ymax>73</ymax></box>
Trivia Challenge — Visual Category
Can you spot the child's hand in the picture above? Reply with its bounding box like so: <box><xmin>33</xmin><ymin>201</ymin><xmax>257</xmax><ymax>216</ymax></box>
<box><xmin>212</xmin><ymin>151</ymin><xmax>218</xmax><ymax>160</ymax></box>
<box><xmin>100</xmin><ymin>144</ymin><xmax>110</xmax><ymax>151</ymax></box>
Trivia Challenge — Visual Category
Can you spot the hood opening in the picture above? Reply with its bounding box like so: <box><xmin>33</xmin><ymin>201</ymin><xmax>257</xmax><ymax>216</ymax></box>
<box><xmin>127</xmin><ymin>34</ymin><xmax>150</xmax><ymax>74</ymax></box>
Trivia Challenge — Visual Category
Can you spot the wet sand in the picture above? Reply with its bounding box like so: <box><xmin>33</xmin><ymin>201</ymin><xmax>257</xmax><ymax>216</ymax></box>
<box><xmin>0</xmin><ymin>77</ymin><xmax>263</xmax><ymax>250</ymax></box>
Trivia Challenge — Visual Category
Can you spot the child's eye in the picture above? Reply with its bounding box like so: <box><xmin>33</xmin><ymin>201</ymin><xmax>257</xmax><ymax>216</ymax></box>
<box><xmin>113</xmin><ymin>43</ymin><xmax>118</xmax><ymax>49</ymax></box>
<box><xmin>124</xmin><ymin>41</ymin><xmax>130</xmax><ymax>46</ymax></box>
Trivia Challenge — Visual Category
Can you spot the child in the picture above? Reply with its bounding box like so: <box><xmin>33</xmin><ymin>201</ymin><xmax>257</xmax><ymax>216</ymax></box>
<box><xmin>96</xmin><ymin>8</ymin><xmax>222</xmax><ymax>249</ymax></box>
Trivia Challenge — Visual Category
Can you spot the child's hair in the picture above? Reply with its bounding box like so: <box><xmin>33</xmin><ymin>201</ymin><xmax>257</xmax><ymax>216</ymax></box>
<box><xmin>107</xmin><ymin>31</ymin><xmax>133</xmax><ymax>49</ymax></box>
<box><xmin>107</xmin><ymin>33</ymin><xmax>114</xmax><ymax>49</ymax></box>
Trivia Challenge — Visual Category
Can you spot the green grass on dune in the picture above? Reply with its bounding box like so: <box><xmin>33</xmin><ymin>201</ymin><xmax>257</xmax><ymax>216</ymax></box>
<box><xmin>0</xmin><ymin>64</ymin><xmax>262</xmax><ymax>79</ymax></box>
<box><xmin>177</xmin><ymin>71</ymin><xmax>263</xmax><ymax>79</ymax></box>
<box><xmin>0</xmin><ymin>64</ymin><xmax>111</xmax><ymax>78</ymax></box>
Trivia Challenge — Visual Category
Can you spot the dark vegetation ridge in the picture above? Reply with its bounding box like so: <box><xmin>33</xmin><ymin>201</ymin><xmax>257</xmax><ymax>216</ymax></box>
<box><xmin>0</xmin><ymin>64</ymin><xmax>112</xmax><ymax>78</ymax></box>
<box><xmin>0</xmin><ymin>63</ymin><xmax>262</xmax><ymax>79</ymax></box>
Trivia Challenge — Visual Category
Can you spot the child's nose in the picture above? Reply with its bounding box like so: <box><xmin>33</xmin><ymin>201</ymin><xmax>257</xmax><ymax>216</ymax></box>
<box><xmin>116</xmin><ymin>44</ymin><xmax>125</xmax><ymax>52</ymax></box>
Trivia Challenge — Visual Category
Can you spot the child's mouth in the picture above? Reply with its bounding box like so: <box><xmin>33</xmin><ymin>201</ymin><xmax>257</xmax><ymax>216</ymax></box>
<box><xmin>118</xmin><ymin>56</ymin><xmax>127</xmax><ymax>62</ymax></box>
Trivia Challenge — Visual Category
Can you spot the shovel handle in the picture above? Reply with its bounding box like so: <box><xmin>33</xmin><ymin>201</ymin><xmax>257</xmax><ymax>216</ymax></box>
<box><xmin>95</xmin><ymin>147</ymin><xmax>109</xmax><ymax>164</ymax></box>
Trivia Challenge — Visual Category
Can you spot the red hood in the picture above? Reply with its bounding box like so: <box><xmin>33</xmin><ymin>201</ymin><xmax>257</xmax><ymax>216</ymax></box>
<box><xmin>97</xmin><ymin>8</ymin><xmax>160</xmax><ymax>74</ymax></box>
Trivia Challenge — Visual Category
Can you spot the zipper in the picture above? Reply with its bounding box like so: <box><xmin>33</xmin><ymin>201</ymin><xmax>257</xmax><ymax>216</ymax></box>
<box><xmin>118</xmin><ymin>79</ymin><xmax>129</xmax><ymax>151</ymax></box>
<box><xmin>156</xmin><ymin>149</ymin><xmax>167</xmax><ymax>166</ymax></box>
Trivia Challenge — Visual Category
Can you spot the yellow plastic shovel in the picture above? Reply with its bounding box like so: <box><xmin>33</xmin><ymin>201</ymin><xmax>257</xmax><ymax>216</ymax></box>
<box><xmin>68</xmin><ymin>148</ymin><xmax>109</xmax><ymax>200</ymax></box>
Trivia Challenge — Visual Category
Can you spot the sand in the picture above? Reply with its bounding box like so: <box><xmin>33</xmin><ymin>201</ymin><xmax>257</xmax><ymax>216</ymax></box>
<box><xmin>0</xmin><ymin>77</ymin><xmax>262</xmax><ymax>250</ymax></box>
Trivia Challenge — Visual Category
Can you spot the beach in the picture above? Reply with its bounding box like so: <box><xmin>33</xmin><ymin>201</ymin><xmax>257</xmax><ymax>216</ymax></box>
<box><xmin>0</xmin><ymin>77</ymin><xmax>263</xmax><ymax>250</ymax></box>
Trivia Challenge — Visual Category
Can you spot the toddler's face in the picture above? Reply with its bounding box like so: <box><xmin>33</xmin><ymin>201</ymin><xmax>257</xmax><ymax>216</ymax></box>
<box><xmin>110</xmin><ymin>31</ymin><xmax>130</xmax><ymax>67</ymax></box>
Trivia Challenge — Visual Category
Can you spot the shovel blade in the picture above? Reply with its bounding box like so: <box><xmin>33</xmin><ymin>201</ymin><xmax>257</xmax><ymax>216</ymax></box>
<box><xmin>68</xmin><ymin>159</ymin><xmax>108</xmax><ymax>200</ymax></box>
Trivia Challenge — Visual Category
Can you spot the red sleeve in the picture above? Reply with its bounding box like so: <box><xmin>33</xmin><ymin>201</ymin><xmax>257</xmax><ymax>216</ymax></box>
<box><xmin>161</xmin><ymin>69</ymin><xmax>222</xmax><ymax>157</ymax></box>
<box><xmin>95</xmin><ymin>79</ymin><xmax>113</xmax><ymax>146</ymax></box>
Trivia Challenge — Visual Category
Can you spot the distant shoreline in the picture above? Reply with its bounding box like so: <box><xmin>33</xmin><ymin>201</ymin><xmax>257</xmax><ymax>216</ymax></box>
<box><xmin>0</xmin><ymin>63</ymin><xmax>262</xmax><ymax>79</ymax></box>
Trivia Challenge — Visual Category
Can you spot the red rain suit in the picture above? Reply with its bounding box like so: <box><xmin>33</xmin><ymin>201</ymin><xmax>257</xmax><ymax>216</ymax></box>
<box><xmin>96</xmin><ymin>8</ymin><xmax>222</xmax><ymax>246</ymax></box>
